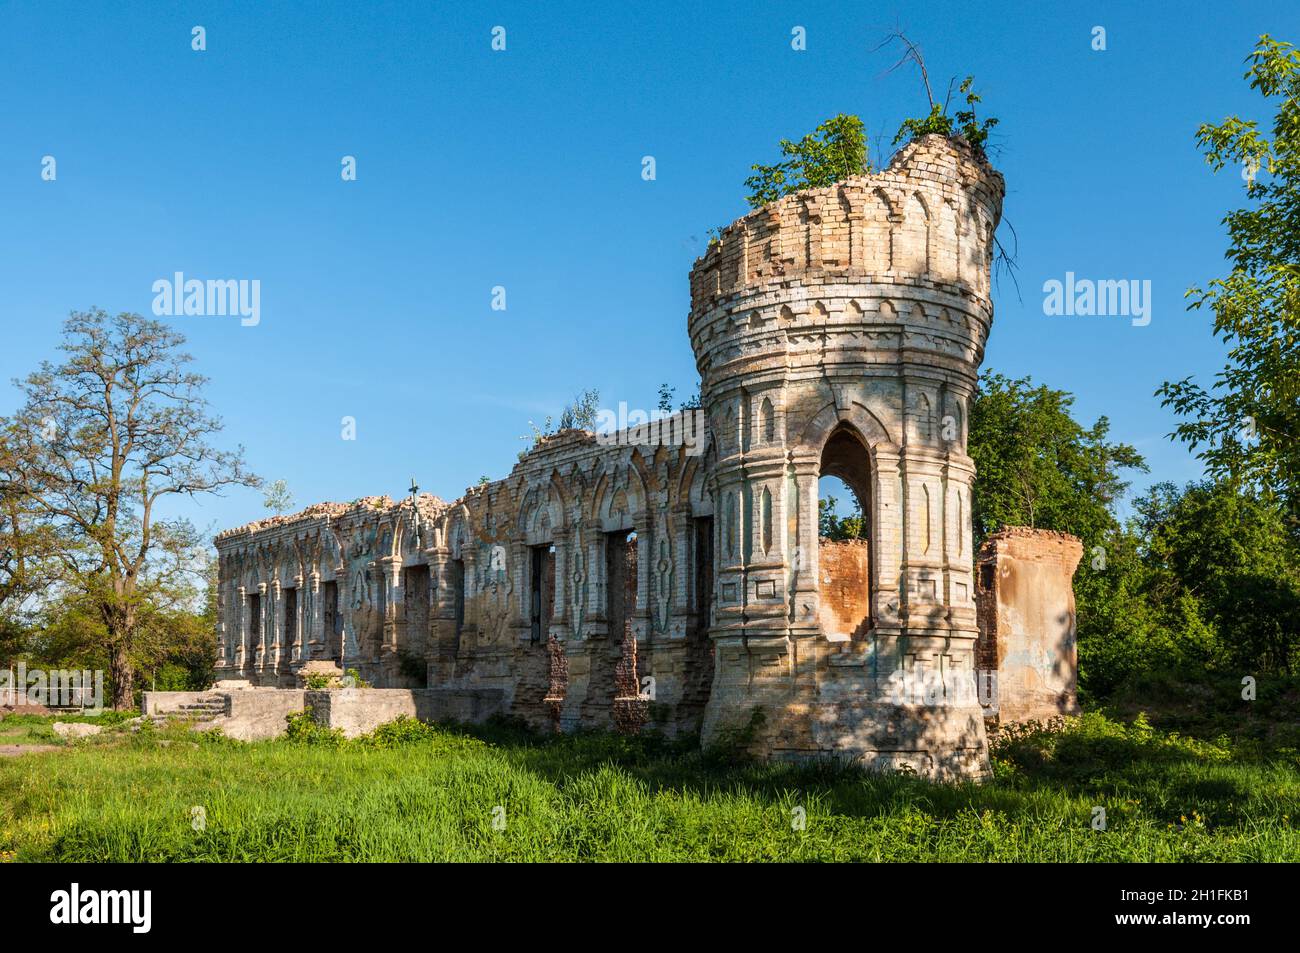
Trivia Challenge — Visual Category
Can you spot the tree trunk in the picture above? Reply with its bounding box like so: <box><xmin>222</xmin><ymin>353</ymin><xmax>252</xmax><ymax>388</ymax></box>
<box><xmin>109</xmin><ymin>642</ymin><xmax>134</xmax><ymax>710</ymax></box>
<box><xmin>107</xmin><ymin>631</ymin><xmax>133</xmax><ymax>707</ymax></box>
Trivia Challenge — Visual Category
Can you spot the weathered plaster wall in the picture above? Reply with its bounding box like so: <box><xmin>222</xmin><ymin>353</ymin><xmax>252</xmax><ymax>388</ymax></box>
<box><xmin>975</xmin><ymin>527</ymin><xmax>1084</xmax><ymax>723</ymax></box>
<box><xmin>305</xmin><ymin>688</ymin><xmax>507</xmax><ymax>738</ymax></box>
<box><xmin>143</xmin><ymin>689</ymin><xmax>307</xmax><ymax>741</ymax></box>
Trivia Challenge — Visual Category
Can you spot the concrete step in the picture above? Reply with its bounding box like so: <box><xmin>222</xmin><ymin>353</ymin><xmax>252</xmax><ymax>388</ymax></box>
<box><xmin>148</xmin><ymin>712</ymin><xmax>221</xmax><ymax>724</ymax></box>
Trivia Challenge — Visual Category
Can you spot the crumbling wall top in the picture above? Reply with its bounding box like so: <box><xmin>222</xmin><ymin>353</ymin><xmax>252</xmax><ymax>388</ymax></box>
<box><xmin>214</xmin><ymin>492</ymin><xmax>448</xmax><ymax>546</ymax></box>
<box><xmin>688</xmin><ymin>134</ymin><xmax>1005</xmax><ymax>317</ymax></box>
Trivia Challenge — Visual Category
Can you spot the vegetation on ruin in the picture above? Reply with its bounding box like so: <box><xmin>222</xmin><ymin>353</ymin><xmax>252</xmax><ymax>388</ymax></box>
<box><xmin>891</xmin><ymin>76</ymin><xmax>998</xmax><ymax>155</ymax></box>
<box><xmin>520</xmin><ymin>388</ymin><xmax>602</xmax><ymax>458</ymax></box>
<box><xmin>0</xmin><ymin>705</ymin><xmax>1295</xmax><ymax>862</ymax></box>
<box><xmin>262</xmin><ymin>479</ymin><xmax>295</xmax><ymax>516</ymax></box>
<box><xmin>744</xmin><ymin>114</ymin><xmax>871</xmax><ymax>210</ymax></box>
<box><xmin>740</xmin><ymin>35</ymin><xmax>999</xmax><ymax>214</ymax></box>
<box><xmin>878</xmin><ymin>31</ymin><xmax>998</xmax><ymax>157</ymax></box>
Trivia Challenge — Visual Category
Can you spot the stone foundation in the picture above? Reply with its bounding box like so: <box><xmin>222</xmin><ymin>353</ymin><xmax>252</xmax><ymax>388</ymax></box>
<box><xmin>143</xmin><ymin>688</ymin><xmax>305</xmax><ymax>741</ymax></box>
<box><xmin>144</xmin><ymin>687</ymin><xmax>506</xmax><ymax>740</ymax></box>
<box><xmin>306</xmin><ymin>687</ymin><xmax>506</xmax><ymax>738</ymax></box>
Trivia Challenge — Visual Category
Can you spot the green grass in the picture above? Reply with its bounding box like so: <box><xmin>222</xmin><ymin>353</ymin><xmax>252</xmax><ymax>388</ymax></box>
<box><xmin>0</xmin><ymin>710</ymin><xmax>1295</xmax><ymax>862</ymax></box>
<box><xmin>0</xmin><ymin>710</ymin><xmax>132</xmax><ymax>746</ymax></box>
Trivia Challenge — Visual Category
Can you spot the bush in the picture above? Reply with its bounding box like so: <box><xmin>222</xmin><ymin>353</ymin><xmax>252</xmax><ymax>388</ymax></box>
<box><xmin>894</xmin><ymin>77</ymin><xmax>998</xmax><ymax>154</ymax></box>
<box><xmin>359</xmin><ymin>715</ymin><xmax>439</xmax><ymax>749</ymax></box>
<box><xmin>283</xmin><ymin>708</ymin><xmax>343</xmax><ymax>747</ymax></box>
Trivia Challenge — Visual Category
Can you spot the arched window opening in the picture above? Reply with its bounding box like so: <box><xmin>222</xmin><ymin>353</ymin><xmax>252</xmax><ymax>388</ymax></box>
<box><xmin>818</xmin><ymin>426</ymin><xmax>873</xmax><ymax>640</ymax></box>
<box><xmin>760</xmin><ymin>397</ymin><xmax>775</xmax><ymax>444</ymax></box>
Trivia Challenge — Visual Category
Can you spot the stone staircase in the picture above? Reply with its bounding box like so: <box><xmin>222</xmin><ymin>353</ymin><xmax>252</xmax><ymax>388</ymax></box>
<box><xmin>146</xmin><ymin>693</ymin><xmax>228</xmax><ymax>728</ymax></box>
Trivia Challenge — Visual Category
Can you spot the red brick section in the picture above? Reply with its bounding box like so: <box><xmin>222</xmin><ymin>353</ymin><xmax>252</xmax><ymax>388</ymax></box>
<box><xmin>612</xmin><ymin>618</ymin><xmax>648</xmax><ymax>735</ymax></box>
<box><xmin>975</xmin><ymin>526</ymin><xmax>1084</xmax><ymax>724</ymax></box>
<box><xmin>542</xmin><ymin>634</ymin><xmax>568</xmax><ymax>733</ymax></box>
<box><xmin>817</xmin><ymin>538</ymin><xmax>871</xmax><ymax>639</ymax></box>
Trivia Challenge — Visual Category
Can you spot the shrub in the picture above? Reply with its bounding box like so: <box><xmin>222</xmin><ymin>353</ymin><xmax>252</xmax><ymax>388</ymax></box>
<box><xmin>894</xmin><ymin>77</ymin><xmax>998</xmax><ymax>154</ymax></box>
<box><xmin>284</xmin><ymin>708</ymin><xmax>344</xmax><ymax>747</ymax></box>
<box><xmin>360</xmin><ymin>715</ymin><xmax>439</xmax><ymax>749</ymax></box>
<box><xmin>744</xmin><ymin>114</ymin><xmax>869</xmax><ymax>210</ymax></box>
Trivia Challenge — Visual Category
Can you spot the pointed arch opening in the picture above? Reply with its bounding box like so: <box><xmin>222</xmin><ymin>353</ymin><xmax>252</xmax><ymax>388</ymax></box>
<box><xmin>817</xmin><ymin>425</ymin><xmax>873</xmax><ymax>640</ymax></box>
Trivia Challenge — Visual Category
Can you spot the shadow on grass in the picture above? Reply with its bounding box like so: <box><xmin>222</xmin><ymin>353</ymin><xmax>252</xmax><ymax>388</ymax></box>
<box><xmin>428</xmin><ymin>710</ymin><xmax>1293</xmax><ymax>828</ymax></box>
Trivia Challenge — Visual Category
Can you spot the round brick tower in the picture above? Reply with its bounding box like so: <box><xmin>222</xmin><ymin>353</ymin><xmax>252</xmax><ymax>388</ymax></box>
<box><xmin>690</xmin><ymin>134</ymin><xmax>1005</xmax><ymax>777</ymax></box>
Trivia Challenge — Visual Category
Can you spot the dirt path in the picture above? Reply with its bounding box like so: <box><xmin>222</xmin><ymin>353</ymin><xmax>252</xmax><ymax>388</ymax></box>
<box><xmin>0</xmin><ymin>744</ymin><xmax>60</xmax><ymax>757</ymax></box>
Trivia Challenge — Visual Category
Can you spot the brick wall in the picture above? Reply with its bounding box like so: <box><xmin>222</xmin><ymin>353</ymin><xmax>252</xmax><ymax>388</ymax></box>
<box><xmin>817</xmin><ymin>538</ymin><xmax>871</xmax><ymax>640</ymax></box>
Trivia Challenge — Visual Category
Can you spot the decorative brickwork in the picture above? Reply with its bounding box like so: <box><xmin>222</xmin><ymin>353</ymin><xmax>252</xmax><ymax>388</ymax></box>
<box><xmin>543</xmin><ymin>634</ymin><xmax>569</xmax><ymax>733</ymax></box>
<box><xmin>612</xmin><ymin>619</ymin><xmax>648</xmax><ymax>734</ymax></box>
<box><xmin>210</xmin><ymin>135</ymin><xmax>1078</xmax><ymax>778</ymax></box>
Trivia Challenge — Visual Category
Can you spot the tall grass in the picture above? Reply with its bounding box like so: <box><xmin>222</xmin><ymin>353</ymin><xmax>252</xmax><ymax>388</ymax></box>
<box><xmin>0</xmin><ymin>713</ymin><xmax>1295</xmax><ymax>862</ymax></box>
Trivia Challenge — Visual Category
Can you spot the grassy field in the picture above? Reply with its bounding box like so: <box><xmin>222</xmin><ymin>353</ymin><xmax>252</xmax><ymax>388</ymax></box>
<box><xmin>0</xmin><ymin>699</ymin><xmax>1296</xmax><ymax>862</ymax></box>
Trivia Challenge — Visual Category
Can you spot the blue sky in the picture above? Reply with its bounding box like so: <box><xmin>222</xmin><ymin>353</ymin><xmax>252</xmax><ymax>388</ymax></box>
<box><xmin>0</xmin><ymin>1</ymin><xmax>1293</xmax><ymax>537</ymax></box>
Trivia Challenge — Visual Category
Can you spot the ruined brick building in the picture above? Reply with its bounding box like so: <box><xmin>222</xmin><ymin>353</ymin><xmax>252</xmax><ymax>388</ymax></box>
<box><xmin>211</xmin><ymin>135</ymin><xmax>1082</xmax><ymax>778</ymax></box>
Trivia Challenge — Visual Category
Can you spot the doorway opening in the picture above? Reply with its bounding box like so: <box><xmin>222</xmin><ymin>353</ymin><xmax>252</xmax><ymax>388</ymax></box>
<box><xmin>606</xmin><ymin>530</ymin><xmax>638</xmax><ymax>641</ymax></box>
<box><xmin>530</xmin><ymin>544</ymin><xmax>555</xmax><ymax>644</ymax></box>
<box><xmin>401</xmin><ymin>564</ymin><xmax>430</xmax><ymax>658</ymax></box>
<box><xmin>281</xmin><ymin>587</ymin><xmax>297</xmax><ymax>673</ymax></box>
<box><xmin>247</xmin><ymin>592</ymin><xmax>261</xmax><ymax>669</ymax></box>
<box><xmin>322</xmin><ymin>581</ymin><xmax>341</xmax><ymax>662</ymax></box>
<box><xmin>818</xmin><ymin>426</ymin><xmax>872</xmax><ymax>640</ymax></box>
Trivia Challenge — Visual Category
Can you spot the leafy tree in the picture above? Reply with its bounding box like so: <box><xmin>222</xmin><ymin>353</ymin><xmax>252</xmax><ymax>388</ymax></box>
<box><xmin>262</xmin><ymin>478</ymin><xmax>294</xmax><ymax>515</ymax></box>
<box><xmin>0</xmin><ymin>427</ymin><xmax>58</xmax><ymax>625</ymax></box>
<box><xmin>1158</xmin><ymin>35</ymin><xmax>1300</xmax><ymax>518</ymax></box>
<box><xmin>0</xmin><ymin>309</ymin><xmax>257</xmax><ymax>707</ymax></box>
<box><xmin>969</xmin><ymin>371</ymin><xmax>1147</xmax><ymax>547</ymax></box>
<box><xmin>744</xmin><ymin>114</ymin><xmax>869</xmax><ymax>209</ymax></box>
<box><xmin>818</xmin><ymin>495</ymin><xmax>866</xmax><ymax>541</ymax></box>
<box><xmin>1135</xmin><ymin>480</ymin><xmax>1299</xmax><ymax>675</ymax></box>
